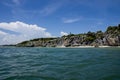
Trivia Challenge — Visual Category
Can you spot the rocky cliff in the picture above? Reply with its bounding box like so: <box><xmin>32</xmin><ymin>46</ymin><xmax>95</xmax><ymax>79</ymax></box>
<box><xmin>16</xmin><ymin>24</ymin><xmax>120</xmax><ymax>47</ymax></box>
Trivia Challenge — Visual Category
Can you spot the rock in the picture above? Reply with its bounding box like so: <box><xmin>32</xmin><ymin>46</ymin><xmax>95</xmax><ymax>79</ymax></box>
<box><xmin>16</xmin><ymin>24</ymin><xmax>120</xmax><ymax>47</ymax></box>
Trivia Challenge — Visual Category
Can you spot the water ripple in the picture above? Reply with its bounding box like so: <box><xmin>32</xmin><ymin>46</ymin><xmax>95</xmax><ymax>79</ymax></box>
<box><xmin>0</xmin><ymin>47</ymin><xmax>120</xmax><ymax>80</ymax></box>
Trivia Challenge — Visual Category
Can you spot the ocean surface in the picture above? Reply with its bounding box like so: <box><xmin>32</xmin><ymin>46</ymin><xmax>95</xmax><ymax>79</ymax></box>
<box><xmin>0</xmin><ymin>47</ymin><xmax>120</xmax><ymax>80</ymax></box>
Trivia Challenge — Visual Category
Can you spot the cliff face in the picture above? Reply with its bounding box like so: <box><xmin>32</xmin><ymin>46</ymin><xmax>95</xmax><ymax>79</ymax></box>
<box><xmin>16</xmin><ymin>24</ymin><xmax>120</xmax><ymax>47</ymax></box>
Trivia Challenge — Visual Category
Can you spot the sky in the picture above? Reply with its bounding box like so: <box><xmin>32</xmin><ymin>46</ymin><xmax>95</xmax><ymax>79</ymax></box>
<box><xmin>0</xmin><ymin>0</ymin><xmax>120</xmax><ymax>45</ymax></box>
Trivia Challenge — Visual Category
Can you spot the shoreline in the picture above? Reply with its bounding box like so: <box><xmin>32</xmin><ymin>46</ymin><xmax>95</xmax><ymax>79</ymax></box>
<box><xmin>55</xmin><ymin>46</ymin><xmax>120</xmax><ymax>48</ymax></box>
<box><xmin>0</xmin><ymin>45</ymin><xmax>120</xmax><ymax>48</ymax></box>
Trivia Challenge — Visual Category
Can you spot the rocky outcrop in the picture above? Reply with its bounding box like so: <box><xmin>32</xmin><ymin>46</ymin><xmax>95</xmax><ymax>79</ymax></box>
<box><xmin>16</xmin><ymin>24</ymin><xmax>120</xmax><ymax>47</ymax></box>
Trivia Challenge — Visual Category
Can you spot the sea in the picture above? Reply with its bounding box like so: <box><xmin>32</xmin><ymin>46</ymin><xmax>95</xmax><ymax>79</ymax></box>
<box><xmin>0</xmin><ymin>47</ymin><xmax>120</xmax><ymax>80</ymax></box>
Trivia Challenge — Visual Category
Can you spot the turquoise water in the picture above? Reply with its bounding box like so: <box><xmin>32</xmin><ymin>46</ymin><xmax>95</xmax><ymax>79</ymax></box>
<box><xmin>0</xmin><ymin>47</ymin><xmax>120</xmax><ymax>80</ymax></box>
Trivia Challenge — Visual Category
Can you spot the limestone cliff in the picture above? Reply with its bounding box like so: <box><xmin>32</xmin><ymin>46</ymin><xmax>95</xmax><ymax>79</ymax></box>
<box><xmin>16</xmin><ymin>24</ymin><xmax>120</xmax><ymax>47</ymax></box>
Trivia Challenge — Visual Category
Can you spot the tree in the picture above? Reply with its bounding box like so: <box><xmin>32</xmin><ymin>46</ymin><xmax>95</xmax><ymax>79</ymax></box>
<box><xmin>118</xmin><ymin>24</ymin><xmax>120</xmax><ymax>27</ymax></box>
<box><xmin>85</xmin><ymin>31</ymin><xmax>96</xmax><ymax>42</ymax></box>
<box><xmin>96</xmin><ymin>30</ymin><xmax>103</xmax><ymax>39</ymax></box>
<box><xmin>118</xmin><ymin>24</ymin><xmax>120</xmax><ymax>30</ymax></box>
<box><xmin>67</xmin><ymin>32</ymin><xmax>75</xmax><ymax>37</ymax></box>
<box><xmin>87</xmin><ymin>31</ymin><xmax>95</xmax><ymax>38</ymax></box>
<box><xmin>106</xmin><ymin>26</ymin><xmax>117</xmax><ymax>34</ymax></box>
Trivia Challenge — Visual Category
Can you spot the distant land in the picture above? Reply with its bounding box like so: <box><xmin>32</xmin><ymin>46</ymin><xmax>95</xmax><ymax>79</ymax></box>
<box><xmin>3</xmin><ymin>24</ymin><xmax>120</xmax><ymax>47</ymax></box>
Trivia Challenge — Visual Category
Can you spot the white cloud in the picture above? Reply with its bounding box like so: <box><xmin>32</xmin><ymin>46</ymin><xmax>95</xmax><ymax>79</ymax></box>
<box><xmin>60</xmin><ymin>31</ymin><xmax>68</xmax><ymax>36</ymax></box>
<box><xmin>0</xmin><ymin>30</ymin><xmax>7</xmax><ymax>35</ymax></box>
<box><xmin>97</xmin><ymin>22</ymin><xmax>103</xmax><ymax>25</ymax></box>
<box><xmin>13</xmin><ymin>0</ymin><xmax>20</xmax><ymax>5</ymax></box>
<box><xmin>3</xmin><ymin>0</ymin><xmax>21</xmax><ymax>7</ymax></box>
<box><xmin>40</xmin><ymin>4</ymin><xmax>61</xmax><ymax>16</ymax></box>
<box><xmin>0</xmin><ymin>21</ymin><xmax>52</xmax><ymax>45</ymax></box>
<box><xmin>63</xmin><ymin>18</ymin><xmax>80</xmax><ymax>23</ymax></box>
<box><xmin>40</xmin><ymin>1</ymin><xmax>66</xmax><ymax>16</ymax></box>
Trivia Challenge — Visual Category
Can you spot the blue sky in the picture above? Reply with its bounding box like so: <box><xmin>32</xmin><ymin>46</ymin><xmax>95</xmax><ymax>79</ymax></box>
<box><xmin>0</xmin><ymin>0</ymin><xmax>120</xmax><ymax>44</ymax></box>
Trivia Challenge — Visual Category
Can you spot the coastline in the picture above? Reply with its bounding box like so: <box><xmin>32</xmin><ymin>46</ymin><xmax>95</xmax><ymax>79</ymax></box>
<box><xmin>55</xmin><ymin>45</ymin><xmax>120</xmax><ymax>48</ymax></box>
<box><xmin>1</xmin><ymin>45</ymin><xmax>120</xmax><ymax>48</ymax></box>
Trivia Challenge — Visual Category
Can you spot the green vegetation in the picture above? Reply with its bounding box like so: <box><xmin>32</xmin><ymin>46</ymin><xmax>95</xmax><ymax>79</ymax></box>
<box><xmin>16</xmin><ymin>24</ymin><xmax>120</xmax><ymax>47</ymax></box>
<box><xmin>30</xmin><ymin>38</ymin><xmax>57</xmax><ymax>41</ymax></box>
<box><xmin>106</xmin><ymin>26</ymin><xmax>118</xmax><ymax>33</ymax></box>
<box><xmin>106</xmin><ymin>24</ymin><xmax>120</xmax><ymax>37</ymax></box>
<box><xmin>96</xmin><ymin>30</ymin><xmax>104</xmax><ymax>39</ymax></box>
<box><xmin>19</xmin><ymin>41</ymin><xmax>29</xmax><ymax>44</ymax></box>
<box><xmin>86</xmin><ymin>31</ymin><xmax>96</xmax><ymax>42</ymax></box>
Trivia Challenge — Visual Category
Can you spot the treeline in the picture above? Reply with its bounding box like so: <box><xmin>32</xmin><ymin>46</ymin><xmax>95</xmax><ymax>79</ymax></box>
<box><xmin>16</xmin><ymin>24</ymin><xmax>120</xmax><ymax>47</ymax></box>
<box><xmin>63</xmin><ymin>24</ymin><xmax>120</xmax><ymax>42</ymax></box>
